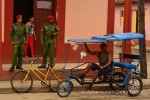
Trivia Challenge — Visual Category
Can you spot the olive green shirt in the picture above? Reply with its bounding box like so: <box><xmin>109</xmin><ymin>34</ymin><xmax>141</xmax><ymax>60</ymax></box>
<box><xmin>41</xmin><ymin>23</ymin><xmax>60</xmax><ymax>44</ymax></box>
<box><xmin>10</xmin><ymin>23</ymin><xmax>28</xmax><ymax>44</ymax></box>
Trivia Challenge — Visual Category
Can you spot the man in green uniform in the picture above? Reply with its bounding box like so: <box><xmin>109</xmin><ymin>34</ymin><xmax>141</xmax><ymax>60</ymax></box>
<box><xmin>9</xmin><ymin>15</ymin><xmax>28</xmax><ymax>71</ymax></box>
<box><xmin>38</xmin><ymin>15</ymin><xmax>60</xmax><ymax>68</ymax></box>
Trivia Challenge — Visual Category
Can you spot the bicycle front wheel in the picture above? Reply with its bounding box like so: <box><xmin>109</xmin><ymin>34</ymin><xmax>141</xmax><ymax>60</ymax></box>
<box><xmin>49</xmin><ymin>70</ymin><xmax>63</xmax><ymax>92</ymax></box>
<box><xmin>57</xmin><ymin>80</ymin><xmax>73</xmax><ymax>97</ymax></box>
<box><xmin>10</xmin><ymin>71</ymin><xmax>33</xmax><ymax>93</ymax></box>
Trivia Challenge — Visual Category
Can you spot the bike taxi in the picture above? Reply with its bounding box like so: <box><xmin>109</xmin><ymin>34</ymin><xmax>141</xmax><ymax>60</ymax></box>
<box><xmin>57</xmin><ymin>32</ymin><xmax>145</xmax><ymax>97</ymax></box>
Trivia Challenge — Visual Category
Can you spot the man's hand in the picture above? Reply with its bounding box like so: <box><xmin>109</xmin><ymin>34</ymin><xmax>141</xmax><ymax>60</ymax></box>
<box><xmin>84</xmin><ymin>43</ymin><xmax>88</xmax><ymax>47</ymax></box>
<box><xmin>12</xmin><ymin>42</ymin><xmax>14</xmax><ymax>45</ymax></box>
<box><xmin>99</xmin><ymin>66</ymin><xmax>103</xmax><ymax>69</ymax></box>
<box><xmin>52</xmin><ymin>32</ymin><xmax>57</xmax><ymax>36</ymax></box>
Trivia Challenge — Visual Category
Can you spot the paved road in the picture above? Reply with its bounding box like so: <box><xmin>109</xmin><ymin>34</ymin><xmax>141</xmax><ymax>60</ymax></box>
<box><xmin>0</xmin><ymin>89</ymin><xmax>150</xmax><ymax>100</ymax></box>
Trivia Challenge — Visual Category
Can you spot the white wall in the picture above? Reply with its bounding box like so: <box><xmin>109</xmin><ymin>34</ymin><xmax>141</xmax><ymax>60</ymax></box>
<box><xmin>65</xmin><ymin>0</ymin><xmax>108</xmax><ymax>42</ymax></box>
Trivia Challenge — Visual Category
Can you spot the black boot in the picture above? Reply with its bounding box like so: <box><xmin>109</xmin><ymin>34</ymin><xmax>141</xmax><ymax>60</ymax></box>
<box><xmin>16</xmin><ymin>66</ymin><xmax>23</xmax><ymax>70</ymax></box>
<box><xmin>9</xmin><ymin>66</ymin><xmax>15</xmax><ymax>72</ymax></box>
<box><xmin>48</xmin><ymin>64</ymin><xmax>55</xmax><ymax>68</ymax></box>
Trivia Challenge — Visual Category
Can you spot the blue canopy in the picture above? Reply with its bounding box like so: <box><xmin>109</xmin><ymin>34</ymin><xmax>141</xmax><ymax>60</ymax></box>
<box><xmin>91</xmin><ymin>32</ymin><xmax>144</xmax><ymax>42</ymax></box>
<box><xmin>69</xmin><ymin>39</ymin><xmax>105</xmax><ymax>43</ymax></box>
<box><xmin>69</xmin><ymin>33</ymin><xmax>144</xmax><ymax>43</ymax></box>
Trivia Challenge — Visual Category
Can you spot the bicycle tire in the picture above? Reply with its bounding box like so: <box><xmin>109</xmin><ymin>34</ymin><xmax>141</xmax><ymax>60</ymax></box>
<box><xmin>109</xmin><ymin>72</ymin><xmax>125</xmax><ymax>90</ymax></box>
<box><xmin>49</xmin><ymin>71</ymin><xmax>62</xmax><ymax>92</ymax></box>
<box><xmin>57</xmin><ymin>80</ymin><xmax>73</xmax><ymax>97</ymax></box>
<box><xmin>125</xmin><ymin>76</ymin><xmax>143</xmax><ymax>97</ymax></box>
<box><xmin>10</xmin><ymin>71</ymin><xmax>33</xmax><ymax>93</ymax></box>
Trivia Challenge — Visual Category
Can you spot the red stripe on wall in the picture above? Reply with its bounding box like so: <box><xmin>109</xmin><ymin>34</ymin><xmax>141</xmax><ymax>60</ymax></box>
<box><xmin>107</xmin><ymin>0</ymin><xmax>115</xmax><ymax>58</ymax></box>
<box><xmin>2</xmin><ymin>0</ymin><xmax>13</xmax><ymax>63</ymax></box>
<box><xmin>0</xmin><ymin>0</ymin><xmax>2</xmax><ymax>71</ymax></box>
<box><xmin>122</xmin><ymin>0</ymin><xmax>132</xmax><ymax>54</ymax></box>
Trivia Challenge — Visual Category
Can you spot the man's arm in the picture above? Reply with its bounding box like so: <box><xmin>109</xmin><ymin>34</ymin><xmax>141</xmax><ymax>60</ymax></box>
<box><xmin>10</xmin><ymin>25</ymin><xmax>14</xmax><ymax>44</ymax></box>
<box><xmin>52</xmin><ymin>24</ymin><xmax>60</xmax><ymax>36</ymax></box>
<box><xmin>40</xmin><ymin>26</ymin><xmax>44</xmax><ymax>44</ymax></box>
<box><xmin>55</xmin><ymin>25</ymin><xmax>60</xmax><ymax>35</ymax></box>
<box><xmin>84</xmin><ymin>43</ymin><xmax>98</xmax><ymax>55</ymax></box>
<box><xmin>24</xmin><ymin>25</ymin><xmax>28</xmax><ymax>42</ymax></box>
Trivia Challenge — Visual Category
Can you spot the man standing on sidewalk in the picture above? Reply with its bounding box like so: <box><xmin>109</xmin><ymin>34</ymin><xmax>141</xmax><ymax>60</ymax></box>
<box><xmin>9</xmin><ymin>15</ymin><xmax>28</xmax><ymax>71</ymax></box>
<box><xmin>38</xmin><ymin>15</ymin><xmax>60</xmax><ymax>68</ymax></box>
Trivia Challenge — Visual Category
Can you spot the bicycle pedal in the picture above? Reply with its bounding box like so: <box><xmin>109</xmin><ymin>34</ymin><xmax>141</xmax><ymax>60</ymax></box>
<box><xmin>41</xmin><ymin>81</ymin><xmax>47</xmax><ymax>86</ymax></box>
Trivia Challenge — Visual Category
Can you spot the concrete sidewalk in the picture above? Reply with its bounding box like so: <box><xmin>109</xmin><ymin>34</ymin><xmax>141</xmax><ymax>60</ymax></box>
<box><xmin>0</xmin><ymin>78</ymin><xmax>150</xmax><ymax>94</ymax></box>
<box><xmin>1</xmin><ymin>59</ymin><xmax>150</xmax><ymax>94</ymax></box>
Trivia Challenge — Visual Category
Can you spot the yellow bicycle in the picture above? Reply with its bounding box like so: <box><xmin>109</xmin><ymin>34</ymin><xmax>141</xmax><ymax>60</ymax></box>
<box><xmin>10</xmin><ymin>58</ymin><xmax>63</xmax><ymax>93</ymax></box>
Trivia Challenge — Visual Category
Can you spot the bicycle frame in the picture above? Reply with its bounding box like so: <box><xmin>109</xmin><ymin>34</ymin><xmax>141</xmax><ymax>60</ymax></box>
<box><xmin>23</xmin><ymin>60</ymin><xmax>60</xmax><ymax>83</ymax></box>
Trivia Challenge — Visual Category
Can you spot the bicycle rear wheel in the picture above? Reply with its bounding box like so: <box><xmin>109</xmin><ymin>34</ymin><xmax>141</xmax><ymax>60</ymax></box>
<box><xmin>49</xmin><ymin>70</ymin><xmax>63</xmax><ymax>92</ymax></box>
<box><xmin>10</xmin><ymin>71</ymin><xmax>33</xmax><ymax>93</ymax></box>
<box><xmin>109</xmin><ymin>72</ymin><xmax>125</xmax><ymax>90</ymax></box>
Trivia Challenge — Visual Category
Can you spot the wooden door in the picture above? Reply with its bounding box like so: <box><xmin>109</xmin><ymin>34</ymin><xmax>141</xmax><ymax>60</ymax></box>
<box><xmin>34</xmin><ymin>0</ymin><xmax>56</xmax><ymax>56</ymax></box>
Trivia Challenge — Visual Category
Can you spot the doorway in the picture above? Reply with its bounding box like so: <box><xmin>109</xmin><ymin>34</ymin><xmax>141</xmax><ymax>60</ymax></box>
<box><xmin>34</xmin><ymin>0</ymin><xmax>56</xmax><ymax>56</ymax></box>
<box><xmin>13</xmin><ymin>0</ymin><xmax>56</xmax><ymax>57</ymax></box>
<box><xmin>14</xmin><ymin>0</ymin><xmax>34</xmax><ymax>57</ymax></box>
<box><xmin>14</xmin><ymin>0</ymin><xmax>34</xmax><ymax>24</ymax></box>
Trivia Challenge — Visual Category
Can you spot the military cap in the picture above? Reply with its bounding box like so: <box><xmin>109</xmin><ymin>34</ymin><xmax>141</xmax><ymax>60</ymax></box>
<box><xmin>47</xmin><ymin>15</ymin><xmax>54</xmax><ymax>20</ymax></box>
<box><xmin>16</xmin><ymin>15</ymin><xmax>22</xmax><ymax>19</ymax></box>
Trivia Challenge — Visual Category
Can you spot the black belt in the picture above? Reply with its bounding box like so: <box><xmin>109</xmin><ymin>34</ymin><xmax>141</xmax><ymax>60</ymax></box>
<box><xmin>47</xmin><ymin>36</ymin><xmax>54</xmax><ymax>39</ymax></box>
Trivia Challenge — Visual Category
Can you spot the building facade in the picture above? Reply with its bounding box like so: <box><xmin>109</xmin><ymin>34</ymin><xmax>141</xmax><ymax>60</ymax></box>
<box><xmin>0</xmin><ymin>0</ymin><xmax>115</xmax><ymax>65</ymax></box>
<box><xmin>115</xmin><ymin>0</ymin><xmax>150</xmax><ymax>47</ymax></box>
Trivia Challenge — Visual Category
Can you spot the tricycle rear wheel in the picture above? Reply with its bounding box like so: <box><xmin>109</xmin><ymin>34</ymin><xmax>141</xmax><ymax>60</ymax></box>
<box><xmin>125</xmin><ymin>76</ymin><xmax>143</xmax><ymax>97</ymax></box>
<box><xmin>109</xmin><ymin>72</ymin><xmax>125</xmax><ymax>90</ymax></box>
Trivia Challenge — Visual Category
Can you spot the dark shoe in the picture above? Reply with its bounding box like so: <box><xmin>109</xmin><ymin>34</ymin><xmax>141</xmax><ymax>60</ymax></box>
<box><xmin>46</xmin><ymin>64</ymin><xmax>55</xmax><ymax>70</ymax></box>
<box><xmin>16</xmin><ymin>66</ymin><xmax>23</xmax><ymax>70</ymax></box>
<box><xmin>38</xmin><ymin>65</ymin><xmax>46</xmax><ymax>68</ymax></box>
<box><xmin>9</xmin><ymin>66</ymin><xmax>15</xmax><ymax>72</ymax></box>
<box><xmin>48</xmin><ymin>64</ymin><xmax>55</xmax><ymax>68</ymax></box>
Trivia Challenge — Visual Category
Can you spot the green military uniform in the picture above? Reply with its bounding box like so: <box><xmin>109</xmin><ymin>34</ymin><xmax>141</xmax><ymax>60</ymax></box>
<box><xmin>10</xmin><ymin>23</ymin><xmax>28</xmax><ymax>67</ymax></box>
<box><xmin>40</xmin><ymin>23</ymin><xmax>60</xmax><ymax>67</ymax></box>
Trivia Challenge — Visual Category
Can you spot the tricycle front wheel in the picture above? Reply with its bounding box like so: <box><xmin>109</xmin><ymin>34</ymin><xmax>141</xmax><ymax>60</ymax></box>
<box><xmin>125</xmin><ymin>76</ymin><xmax>143</xmax><ymax>97</ymax></box>
<box><xmin>57</xmin><ymin>80</ymin><xmax>73</xmax><ymax>97</ymax></box>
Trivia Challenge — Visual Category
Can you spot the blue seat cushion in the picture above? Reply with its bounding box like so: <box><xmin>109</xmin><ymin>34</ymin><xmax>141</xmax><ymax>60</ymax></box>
<box><xmin>113</xmin><ymin>62</ymin><xmax>137</xmax><ymax>69</ymax></box>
